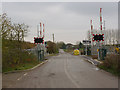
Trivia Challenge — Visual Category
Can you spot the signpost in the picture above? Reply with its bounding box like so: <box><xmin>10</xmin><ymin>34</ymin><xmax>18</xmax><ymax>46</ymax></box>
<box><xmin>83</xmin><ymin>40</ymin><xmax>91</xmax><ymax>55</ymax></box>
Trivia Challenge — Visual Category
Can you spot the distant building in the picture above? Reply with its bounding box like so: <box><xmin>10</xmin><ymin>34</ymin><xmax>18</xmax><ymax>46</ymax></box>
<box><xmin>66</xmin><ymin>43</ymin><xmax>73</xmax><ymax>49</ymax></box>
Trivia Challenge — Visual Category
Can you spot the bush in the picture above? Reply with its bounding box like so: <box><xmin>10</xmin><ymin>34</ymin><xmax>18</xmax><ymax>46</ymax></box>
<box><xmin>98</xmin><ymin>54</ymin><xmax>120</xmax><ymax>76</ymax></box>
<box><xmin>46</xmin><ymin>41</ymin><xmax>59</xmax><ymax>54</ymax></box>
<box><xmin>2</xmin><ymin>39</ymin><xmax>38</xmax><ymax>72</ymax></box>
<box><xmin>79</xmin><ymin>49</ymin><xmax>84</xmax><ymax>55</ymax></box>
<box><xmin>103</xmin><ymin>54</ymin><xmax>119</xmax><ymax>69</ymax></box>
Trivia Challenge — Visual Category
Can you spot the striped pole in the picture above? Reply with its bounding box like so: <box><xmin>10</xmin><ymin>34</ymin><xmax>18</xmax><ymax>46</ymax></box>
<box><xmin>100</xmin><ymin>8</ymin><xmax>102</xmax><ymax>31</ymax></box>
<box><xmin>90</xmin><ymin>20</ymin><xmax>94</xmax><ymax>46</ymax></box>
<box><xmin>43</xmin><ymin>24</ymin><xmax>45</xmax><ymax>39</ymax></box>
<box><xmin>43</xmin><ymin>24</ymin><xmax>45</xmax><ymax>44</ymax></box>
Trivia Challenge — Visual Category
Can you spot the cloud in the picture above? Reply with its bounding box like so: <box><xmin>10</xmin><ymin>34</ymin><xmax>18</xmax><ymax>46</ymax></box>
<box><xmin>63</xmin><ymin>2</ymin><xmax>118</xmax><ymax>16</ymax></box>
<box><xmin>2</xmin><ymin>2</ymin><xmax>118</xmax><ymax>44</ymax></box>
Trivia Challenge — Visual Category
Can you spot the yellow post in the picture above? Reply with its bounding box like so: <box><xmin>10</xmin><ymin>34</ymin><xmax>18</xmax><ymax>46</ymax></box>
<box><xmin>97</xmin><ymin>49</ymin><xmax>99</xmax><ymax>52</ymax></box>
<box><xmin>116</xmin><ymin>48</ymin><xmax>119</xmax><ymax>53</ymax></box>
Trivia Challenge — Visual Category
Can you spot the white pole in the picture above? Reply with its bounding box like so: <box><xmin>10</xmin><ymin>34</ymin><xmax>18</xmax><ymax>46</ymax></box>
<box><xmin>40</xmin><ymin>22</ymin><xmax>42</xmax><ymax>38</ymax></box>
<box><xmin>37</xmin><ymin>25</ymin><xmax>39</xmax><ymax>37</ymax></box>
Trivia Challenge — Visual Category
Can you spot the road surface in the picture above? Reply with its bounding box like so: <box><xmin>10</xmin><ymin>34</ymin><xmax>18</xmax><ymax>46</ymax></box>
<box><xmin>2</xmin><ymin>49</ymin><xmax>118</xmax><ymax>88</ymax></box>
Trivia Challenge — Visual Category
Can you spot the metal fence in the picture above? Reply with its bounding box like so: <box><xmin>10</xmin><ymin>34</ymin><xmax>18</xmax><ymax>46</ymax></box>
<box><xmin>91</xmin><ymin>45</ymin><xmax>116</xmax><ymax>55</ymax></box>
<box><xmin>27</xmin><ymin>44</ymin><xmax>47</xmax><ymax>61</ymax></box>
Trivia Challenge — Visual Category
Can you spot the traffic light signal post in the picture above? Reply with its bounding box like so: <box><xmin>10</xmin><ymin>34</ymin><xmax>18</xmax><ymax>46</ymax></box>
<box><xmin>92</xmin><ymin>34</ymin><xmax>104</xmax><ymax>60</ymax></box>
<box><xmin>90</xmin><ymin>8</ymin><xmax>107</xmax><ymax>60</ymax></box>
<box><xmin>34</xmin><ymin>22</ymin><xmax>45</xmax><ymax>61</ymax></box>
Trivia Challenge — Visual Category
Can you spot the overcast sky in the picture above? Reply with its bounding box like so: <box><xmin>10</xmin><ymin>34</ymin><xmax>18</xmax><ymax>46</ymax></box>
<box><xmin>2</xmin><ymin>2</ymin><xmax>118</xmax><ymax>44</ymax></box>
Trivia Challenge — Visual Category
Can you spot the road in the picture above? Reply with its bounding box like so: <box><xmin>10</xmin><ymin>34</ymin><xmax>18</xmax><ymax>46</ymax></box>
<box><xmin>2</xmin><ymin>49</ymin><xmax>118</xmax><ymax>88</ymax></box>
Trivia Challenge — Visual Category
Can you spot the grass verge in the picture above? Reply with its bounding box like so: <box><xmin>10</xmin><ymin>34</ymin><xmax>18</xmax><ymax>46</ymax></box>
<box><xmin>98</xmin><ymin>65</ymin><xmax>120</xmax><ymax>76</ymax></box>
<box><xmin>64</xmin><ymin>49</ymin><xmax>73</xmax><ymax>53</ymax></box>
<box><xmin>2</xmin><ymin>61</ymin><xmax>41</xmax><ymax>73</ymax></box>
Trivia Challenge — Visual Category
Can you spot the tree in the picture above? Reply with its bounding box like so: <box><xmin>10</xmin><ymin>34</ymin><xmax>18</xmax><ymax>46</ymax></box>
<box><xmin>47</xmin><ymin>41</ymin><xmax>59</xmax><ymax>54</ymax></box>
<box><xmin>1</xmin><ymin>13</ymin><xmax>13</xmax><ymax>39</ymax></box>
<box><xmin>1</xmin><ymin>13</ymin><xmax>30</xmax><ymax>67</ymax></box>
<box><xmin>57</xmin><ymin>41</ymin><xmax>66</xmax><ymax>49</ymax></box>
<box><xmin>1</xmin><ymin>13</ymin><xmax>29</xmax><ymax>41</ymax></box>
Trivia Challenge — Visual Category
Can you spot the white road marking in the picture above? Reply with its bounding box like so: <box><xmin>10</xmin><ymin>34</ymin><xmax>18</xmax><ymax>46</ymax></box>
<box><xmin>24</xmin><ymin>73</ymin><xmax>28</xmax><ymax>76</ymax></box>
<box><xmin>16</xmin><ymin>60</ymin><xmax>49</xmax><ymax>81</ymax></box>
<box><xmin>64</xmin><ymin>54</ymin><xmax>80</xmax><ymax>88</ymax></box>
<box><xmin>17</xmin><ymin>77</ymin><xmax>22</xmax><ymax>81</ymax></box>
<box><xmin>93</xmin><ymin>68</ymin><xmax>100</xmax><ymax>71</ymax></box>
<box><xmin>17</xmin><ymin>73</ymin><xmax>28</xmax><ymax>81</ymax></box>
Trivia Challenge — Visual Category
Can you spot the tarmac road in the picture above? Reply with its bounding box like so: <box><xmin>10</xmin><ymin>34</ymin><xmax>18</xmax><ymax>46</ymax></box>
<box><xmin>2</xmin><ymin>49</ymin><xmax>118</xmax><ymax>88</ymax></box>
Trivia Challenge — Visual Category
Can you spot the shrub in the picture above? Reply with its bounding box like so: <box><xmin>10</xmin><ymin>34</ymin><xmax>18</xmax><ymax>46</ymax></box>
<box><xmin>46</xmin><ymin>41</ymin><xmax>59</xmax><ymax>54</ymax></box>
<box><xmin>99</xmin><ymin>54</ymin><xmax>120</xmax><ymax>76</ymax></box>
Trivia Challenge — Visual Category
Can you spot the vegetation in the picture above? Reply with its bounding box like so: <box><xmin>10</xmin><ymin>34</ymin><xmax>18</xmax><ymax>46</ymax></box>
<box><xmin>78</xmin><ymin>42</ymin><xmax>85</xmax><ymax>55</ymax></box>
<box><xmin>1</xmin><ymin>13</ymin><xmax>39</xmax><ymax>73</ymax></box>
<box><xmin>79</xmin><ymin>42</ymin><xmax>84</xmax><ymax>49</ymax></box>
<box><xmin>56</xmin><ymin>41</ymin><xmax>66</xmax><ymax>49</ymax></box>
<box><xmin>98</xmin><ymin>54</ymin><xmax>120</xmax><ymax>76</ymax></box>
<box><xmin>64</xmin><ymin>49</ymin><xmax>73</xmax><ymax>53</ymax></box>
<box><xmin>62</xmin><ymin>41</ymin><xmax>85</xmax><ymax>54</ymax></box>
<box><xmin>3</xmin><ymin>53</ymin><xmax>39</xmax><ymax>72</ymax></box>
<box><xmin>46</xmin><ymin>41</ymin><xmax>59</xmax><ymax>54</ymax></box>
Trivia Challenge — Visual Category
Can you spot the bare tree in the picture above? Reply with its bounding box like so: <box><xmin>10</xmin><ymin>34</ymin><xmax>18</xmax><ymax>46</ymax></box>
<box><xmin>1</xmin><ymin>13</ymin><xmax>29</xmax><ymax>42</ymax></box>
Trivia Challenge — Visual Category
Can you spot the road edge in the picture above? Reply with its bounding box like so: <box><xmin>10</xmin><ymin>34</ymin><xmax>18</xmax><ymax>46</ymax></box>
<box><xmin>80</xmin><ymin>55</ymin><xmax>103</xmax><ymax>65</ymax></box>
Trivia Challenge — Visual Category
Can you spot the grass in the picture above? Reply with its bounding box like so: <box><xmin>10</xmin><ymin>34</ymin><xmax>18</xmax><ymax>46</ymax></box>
<box><xmin>98</xmin><ymin>65</ymin><xmax>120</xmax><ymax>76</ymax></box>
<box><xmin>2</xmin><ymin>53</ymin><xmax>56</xmax><ymax>73</ymax></box>
<box><xmin>2</xmin><ymin>61</ymin><xmax>41</xmax><ymax>73</ymax></box>
<box><xmin>87</xmin><ymin>54</ymin><xmax>120</xmax><ymax>76</ymax></box>
<box><xmin>64</xmin><ymin>49</ymin><xmax>73</xmax><ymax>53</ymax></box>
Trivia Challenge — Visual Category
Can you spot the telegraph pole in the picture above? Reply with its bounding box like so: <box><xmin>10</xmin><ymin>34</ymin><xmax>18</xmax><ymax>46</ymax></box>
<box><xmin>53</xmin><ymin>33</ymin><xmax>54</xmax><ymax>42</ymax></box>
<box><xmin>90</xmin><ymin>20</ymin><xmax>93</xmax><ymax>55</ymax></box>
<box><xmin>103</xmin><ymin>20</ymin><xmax>105</xmax><ymax>30</ymax></box>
